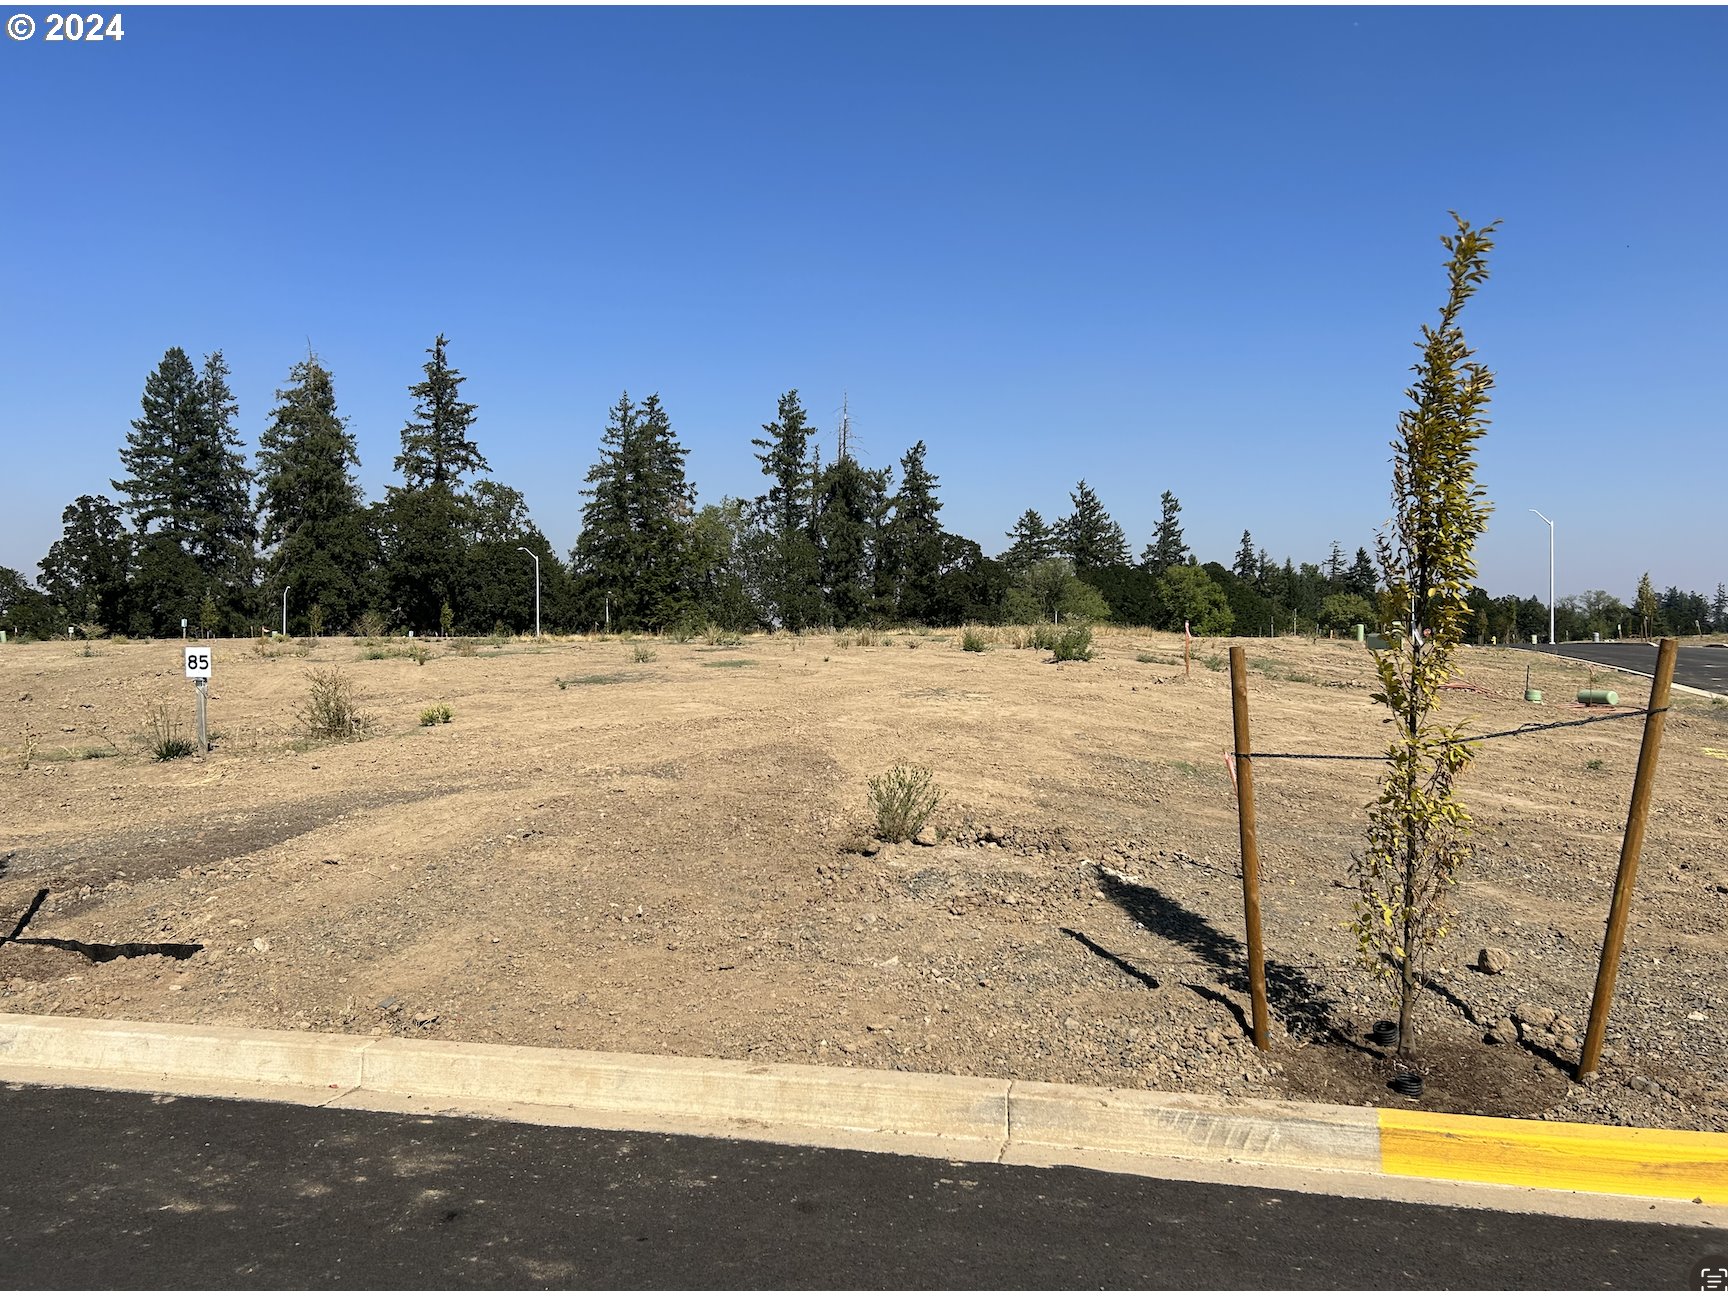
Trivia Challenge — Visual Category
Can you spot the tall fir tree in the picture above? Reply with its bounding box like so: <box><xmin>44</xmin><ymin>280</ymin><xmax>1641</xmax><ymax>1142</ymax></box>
<box><xmin>1142</xmin><ymin>490</ymin><xmax>1187</xmax><ymax>571</ymax></box>
<box><xmin>573</xmin><ymin>392</ymin><xmax>697</xmax><ymax>631</ymax></box>
<box><xmin>1345</xmin><ymin>546</ymin><xmax>1378</xmax><ymax>598</ymax></box>
<box><xmin>383</xmin><ymin>335</ymin><xmax>489</xmax><ymax>631</ymax></box>
<box><xmin>1056</xmin><ymin>480</ymin><xmax>1129</xmax><ymax>570</ymax></box>
<box><xmin>395</xmin><ymin>334</ymin><xmax>486</xmax><ymax>488</ymax></box>
<box><xmin>1713</xmin><ymin>583</ymin><xmax>1727</xmax><ymax>629</ymax></box>
<box><xmin>39</xmin><ymin>494</ymin><xmax>132</xmax><ymax>631</ymax></box>
<box><xmin>1002</xmin><ymin>509</ymin><xmax>1056</xmax><ymax>573</ymax></box>
<box><xmin>886</xmin><ymin>441</ymin><xmax>944</xmax><ymax>623</ymax></box>
<box><xmin>256</xmin><ymin>355</ymin><xmax>377</xmax><ymax>633</ymax></box>
<box><xmin>1233</xmin><ymin>530</ymin><xmax>1257</xmax><ymax>582</ymax></box>
<box><xmin>1324</xmin><ymin>539</ymin><xmax>1346</xmax><ymax>582</ymax></box>
<box><xmin>112</xmin><ymin>347</ymin><xmax>256</xmax><ymax>633</ymax></box>
<box><xmin>814</xmin><ymin>452</ymin><xmax>891</xmax><ymax>627</ymax></box>
<box><xmin>751</xmin><ymin>391</ymin><xmax>823</xmax><ymax>630</ymax></box>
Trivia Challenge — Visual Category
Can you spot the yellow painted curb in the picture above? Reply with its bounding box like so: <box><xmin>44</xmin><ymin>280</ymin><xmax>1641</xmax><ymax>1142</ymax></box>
<box><xmin>1378</xmin><ymin>1109</ymin><xmax>1728</xmax><ymax>1202</ymax></box>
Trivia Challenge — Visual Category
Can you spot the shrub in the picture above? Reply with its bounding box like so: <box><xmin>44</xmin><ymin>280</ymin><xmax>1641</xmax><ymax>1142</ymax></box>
<box><xmin>297</xmin><ymin>666</ymin><xmax>371</xmax><ymax>739</ymax></box>
<box><xmin>353</xmin><ymin>610</ymin><xmax>387</xmax><ymax>640</ymax></box>
<box><xmin>703</xmin><ymin>623</ymin><xmax>743</xmax><ymax>647</ymax></box>
<box><xmin>419</xmin><ymin>704</ymin><xmax>453</xmax><ymax>726</ymax></box>
<box><xmin>407</xmin><ymin>642</ymin><xmax>431</xmax><ymax>666</ymax></box>
<box><xmin>1051</xmin><ymin>624</ymin><xmax>1094</xmax><ymax>662</ymax></box>
<box><xmin>141</xmin><ymin>691</ymin><xmax>194</xmax><ymax>760</ymax></box>
<box><xmin>855</xmin><ymin>626</ymin><xmax>882</xmax><ymax>647</ymax></box>
<box><xmin>1135</xmin><ymin>652</ymin><xmax>1157</xmax><ymax>664</ymax></box>
<box><xmin>867</xmin><ymin>763</ymin><xmax>942</xmax><ymax>843</ymax></box>
<box><xmin>631</xmin><ymin>644</ymin><xmax>657</xmax><ymax>663</ymax></box>
<box><xmin>960</xmin><ymin>626</ymin><xmax>989</xmax><ymax>653</ymax></box>
<box><xmin>448</xmin><ymin>637</ymin><xmax>478</xmax><ymax>657</ymax></box>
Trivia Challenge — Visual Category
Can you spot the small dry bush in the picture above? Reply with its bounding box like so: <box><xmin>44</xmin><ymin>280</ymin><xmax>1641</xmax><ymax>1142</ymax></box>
<box><xmin>297</xmin><ymin>666</ymin><xmax>371</xmax><ymax>739</ymax></box>
<box><xmin>703</xmin><ymin>623</ymin><xmax>743</xmax><ymax>647</ymax></box>
<box><xmin>419</xmin><ymin>703</ymin><xmax>453</xmax><ymax>726</ymax></box>
<box><xmin>631</xmin><ymin>643</ymin><xmax>658</xmax><ymax>663</ymax></box>
<box><xmin>407</xmin><ymin>641</ymin><xmax>431</xmax><ymax>666</ymax></box>
<box><xmin>447</xmin><ymin>638</ymin><xmax>478</xmax><ymax>657</ymax></box>
<box><xmin>866</xmin><ymin>763</ymin><xmax>942</xmax><ymax>843</ymax></box>
<box><xmin>141</xmin><ymin>690</ymin><xmax>194</xmax><ymax>761</ymax></box>
<box><xmin>855</xmin><ymin>626</ymin><xmax>882</xmax><ymax>647</ymax></box>
<box><xmin>1051</xmin><ymin>624</ymin><xmax>1094</xmax><ymax>662</ymax></box>
<box><xmin>960</xmin><ymin>625</ymin><xmax>990</xmax><ymax>653</ymax></box>
<box><xmin>352</xmin><ymin>610</ymin><xmax>387</xmax><ymax>640</ymax></box>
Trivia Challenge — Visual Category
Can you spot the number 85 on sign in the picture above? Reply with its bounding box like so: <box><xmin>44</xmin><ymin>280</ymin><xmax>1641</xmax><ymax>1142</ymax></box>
<box><xmin>184</xmin><ymin>646</ymin><xmax>212</xmax><ymax>679</ymax></box>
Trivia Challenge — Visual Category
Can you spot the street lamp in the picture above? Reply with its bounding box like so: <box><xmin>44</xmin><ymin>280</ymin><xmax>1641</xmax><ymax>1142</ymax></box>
<box><xmin>1529</xmin><ymin>509</ymin><xmax>1555</xmax><ymax>645</ymax></box>
<box><xmin>282</xmin><ymin>585</ymin><xmax>292</xmax><ymax>637</ymax></box>
<box><xmin>515</xmin><ymin>547</ymin><xmax>540</xmax><ymax>638</ymax></box>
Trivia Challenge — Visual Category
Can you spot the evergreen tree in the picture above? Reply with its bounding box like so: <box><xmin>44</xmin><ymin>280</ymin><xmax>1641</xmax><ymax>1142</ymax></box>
<box><xmin>112</xmin><ymin>347</ymin><xmax>256</xmax><ymax>634</ymax></box>
<box><xmin>38</xmin><ymin>494</ymin><xmax>132</xmax><ymax>631</ymax></box>
<box><xmin>0</xmin><ymin>567</ymin><xmax>62</xmax><ymax>640</ymax></box>
<box><xmin>395</xmin><ymin>334</ymin><xmax>486</xmax><ymax>488</ymax></box>
<box><xmin>572</xmin><ymin>392</ymin><xmax>697</xmax><ymax>631</ymax></box>
<box><xmin>255</xmin><ymin>356</ymin><xmax>377</xmax><ymax>633</ymax></box>
<box><xmin>1233</xmin><ymin>530</ymin><xmax>1256</xmax><ymax>582</ymax></box>
<box><xmin>1002</xmin><ymin>509</ymin><xmax>1056</xmax><ymax>573</ymax></box>
<box><xmin>1142</xmin><ymin>490</ymin><xmax>1187</xmax><ymax>571</ymax></box>
<box><xmin>1324</xmin><ymin>539</ymin><xmax>1346</xmax><ymax>582</ymax></box>
<box><xmin>1056</xmin><ymin>480</ymin><xmax>1129</xmax><ymax>570</ymax></box>
<box><xmin>1713</xmin><ymin>583</ymin><xmax>1727</xmax><ymax>630</ymax></box>
<box><xmin>1345</xmin><ymin>546</ymin><xmax>1378</xmax><ymax>598</ymax></box>
<box><xmin>814</xmin><ymin>453</ymin><xmax>891</xmax><ymax>626</ymax></box>
<box><xmin>751</xmin><ymin>391</ymin><xmax>823</xmax><ymax>630</ymax></box>
<box><xmin>887</xmin><ymin>441</ymin><xmax>943</xmax><ymax>622</ymax></box>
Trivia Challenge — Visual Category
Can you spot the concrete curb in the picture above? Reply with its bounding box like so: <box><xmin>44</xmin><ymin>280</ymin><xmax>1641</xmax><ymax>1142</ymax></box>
<box><xmin>2</xmin><ymin>1013</ymin><xmax>1722</xmax><ymax>1207</ymax></box>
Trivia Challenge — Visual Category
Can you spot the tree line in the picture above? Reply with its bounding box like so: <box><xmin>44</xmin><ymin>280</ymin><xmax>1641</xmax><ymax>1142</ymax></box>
<box><xmin>2</xmin><ymin>338</ymin><xmax>1723</xmax><ymax>641</ymax></box>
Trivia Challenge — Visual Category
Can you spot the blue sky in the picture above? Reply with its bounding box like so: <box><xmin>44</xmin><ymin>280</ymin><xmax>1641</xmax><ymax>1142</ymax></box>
<box><xmin>2</xmin><ymin>6</ymin><xmax>1723</xmax><ymax>602</ymax></box>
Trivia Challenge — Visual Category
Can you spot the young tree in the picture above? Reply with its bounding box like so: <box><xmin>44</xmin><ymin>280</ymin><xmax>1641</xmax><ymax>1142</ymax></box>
<box><xmin>751</xmin><ymin>391</ymin><xmax>823</xmax><ymax>630</ymax></box>
<box><xmin>1351</xmin><ymin>214</ymin><xmax>1499</xmax><ymax>1062</ymax></box>
<box><xmin>1056</xmin><ymin>480</ymin><xmax>1129</xmax><ymax>570</ymax></box>
<box><xmin>1002</xmin><ymin>509</ymin><xmax>1057</xmax><ymax>573</ymax></box>
<box><xmin>1003</xmin><ymin>558</ymin><xmax>1110</xmax><ymax>624</ymax></box>
<box><xmin>38</xmin><ymin>494</ymin><xmax>132</xmax><ymax>631</ymax></box>
<box><xmin>1633</xmin><ymin>572</ymin><xmax>1659</xmax><ymax>638</ymax></box>
<box><xmin>1233</xmin><ymin>530</ymin><xmax>1257</xmax><ymax>582</ymax></box>
<box><xmin>1142</xmin><ymin>490</ymin><xmax>1187</xmax><ymax>571</ymax></box>
<box><xmin>255</xmin><ymin>356</ymin><xmax>377</xmax><ymax>633</ymax></box>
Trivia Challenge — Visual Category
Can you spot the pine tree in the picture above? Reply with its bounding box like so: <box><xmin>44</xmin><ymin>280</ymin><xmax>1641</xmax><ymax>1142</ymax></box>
<box><xmin>1142</xmin><ymin>490</ymin><xmax>1187</xmax><ymax>571</ymax></box>
<box><xmin>1324</xmin><ymin>539</ymin><xmax>1346</xmax><ymax>582</ymax></box>
<box><xmin>39</xmin><ymin>494</ymin><xmax>132</xmax><ymax>631</ymax></box>
<box><xmin>1233</xmin><ymin>530</ymin><xmax>1256</xmax><ymax>582</ymax></box>
<box><xmin>395</xmin><ymin>334</ymin><xmax>486</xmax><ymax>488</ymax></box>
<box><xmin>751</xmin><ymin>391</ymin><xmax>823</xmax><ymax>630</ymax></box>
<box><xmin>1713</xmin><ymin>583</ymin><xmax>1727</xmax><ymax>630</ymax></box>
<box><xmin>1056</xmin><ymin>481</ymin><xmax>1129</xmax><ymax>570</ymax></box>
<box><xmin>1003</xmin><ymin>509</ymin><xmax>1057</xmax><ymax>573</ymax></box>
<box><xmin>256</xmin><ymin>356</ymin><xmax>377</xmax><ymax>633</ymax></box>
<box><xmin>814</xmin><ymin>454</ymin><xmax>891</xmax><ymax>627</ymax></box>
<box><xmin>112</xmin><ymin>347</ymin><xmax>256</xmax><ymax>633</ymax></box>
<box><xmin>887</xmin><ymin>441</ymin><xmax>944</xmax><ymax>623</ymax></box>
<box><xmin>1345</xmin><ymin>546</ymin><xmax>1378</xmax><ymax>598</ymax></box>
<box><xmin>573</xmin><ymin>392</ymin><xmax>697</xmax><ymax>631</ymax></box>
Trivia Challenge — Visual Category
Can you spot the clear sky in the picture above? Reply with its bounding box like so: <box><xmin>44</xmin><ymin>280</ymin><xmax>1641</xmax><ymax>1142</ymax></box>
<box><xmin>2</xmin><ymin>6</ymin><xmax>1723</xmax><ymax>603</ymax></box>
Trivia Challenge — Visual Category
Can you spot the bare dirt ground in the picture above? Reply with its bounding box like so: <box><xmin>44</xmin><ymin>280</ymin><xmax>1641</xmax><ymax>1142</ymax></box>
<box><xmin>3</xmin><ymin>628</ymin><xmax>1725</xmax><ymax>1130</ymax></box>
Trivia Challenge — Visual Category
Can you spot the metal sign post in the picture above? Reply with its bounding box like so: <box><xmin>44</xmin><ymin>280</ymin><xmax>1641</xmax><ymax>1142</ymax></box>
<box><xmin>184</xmin><ymin>645</ymin><xmax>212</xmax><ymax>752</ymax></box>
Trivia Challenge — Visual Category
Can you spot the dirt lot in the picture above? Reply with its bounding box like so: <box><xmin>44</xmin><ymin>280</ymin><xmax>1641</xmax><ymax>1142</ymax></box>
<box><xmin>3</xmin><ymin>628</ymin><xmax>1725</xmax><ymax>1130</ymax></box>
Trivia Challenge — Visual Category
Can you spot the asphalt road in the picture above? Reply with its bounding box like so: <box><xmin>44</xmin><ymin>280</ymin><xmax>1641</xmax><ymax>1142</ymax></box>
<box><xmin>1511</xmin><ymin>642</ymin><xmax>1728</xmax><ymax>697</ymax></box>
<box><xmin>1</xmin><ymin>1085</ymin><xmax>1722</xmax><ymax>1289</ymax></box>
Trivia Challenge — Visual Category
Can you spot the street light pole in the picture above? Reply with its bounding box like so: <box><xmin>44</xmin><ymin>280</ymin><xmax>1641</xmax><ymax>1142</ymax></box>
<box><xmin>515</xmin><ymin>547</ymin><xmax>540</xmax><ymax>638</ymax></box>
<box><xmin>282</xmin><ymin>585</ymin><xmax>291</xmax><ymax>637</ymax></box>
<box><xmin>1529</xmin><ymin>509</ymin><xmax>1555</xmax><ymax>645</ymax></box>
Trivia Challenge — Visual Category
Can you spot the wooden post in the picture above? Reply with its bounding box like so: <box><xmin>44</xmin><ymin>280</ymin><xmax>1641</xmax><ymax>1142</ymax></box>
<box><xmin>1228</xmin><ymin>646</ymin><xmax>1271</xmax><ymax>1051</ymax></box>
<box><xmin>1579</xmin><ymin>636</ymin><xmax>1678</xmax><ymax>1078</ymax></box>
<box><xmin>1184</xmin><ymin>621</ymin><xmax>1191</xmax><ymax>680</ymax></box>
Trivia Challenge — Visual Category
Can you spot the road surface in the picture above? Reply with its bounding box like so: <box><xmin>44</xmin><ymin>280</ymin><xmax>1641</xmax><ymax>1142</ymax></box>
<box><xmin>1511</xmin><ymin>642</ymin><xmax>1728</xmax><ymax>697</ymax></box>
<box><xmin>0</xmin><ymin>1084</ymin><xmax>1721</xmax><ymax>1289</ymax></box>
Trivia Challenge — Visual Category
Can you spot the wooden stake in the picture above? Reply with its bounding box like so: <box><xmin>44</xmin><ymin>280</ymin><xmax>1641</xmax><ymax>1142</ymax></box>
<box><xmin>1579</xmin><ymin>636</ymin><xmax>1678</xmax><ymax>1078</ymax></box>
<box><xmin>1228</xmin><ymin>646</ymin><xmax>1271</xmax><ymax>1050</ymax></box>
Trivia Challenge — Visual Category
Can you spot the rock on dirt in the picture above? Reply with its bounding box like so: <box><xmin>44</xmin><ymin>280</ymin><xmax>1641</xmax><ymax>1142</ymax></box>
<box><xmin>1475</xmin><ymin>946</ymin><xmax>1510</xmax><ymax>975</ymax></box>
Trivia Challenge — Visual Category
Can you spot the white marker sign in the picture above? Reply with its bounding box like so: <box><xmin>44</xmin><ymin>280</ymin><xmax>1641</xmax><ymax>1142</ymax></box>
<box><xmin>184</xmin><ymin>646</ymin><xmax>213</xmax><ymax>679</ymax></box>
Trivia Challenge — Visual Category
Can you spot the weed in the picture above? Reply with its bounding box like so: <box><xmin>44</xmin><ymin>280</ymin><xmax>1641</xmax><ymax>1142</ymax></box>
<box><xmin>960</xmin><ymin>626</ymin><xmax>989</xmax><ymax>653</ymax></box>
<box><xmin>1170</xmin><ymin>759</ymin><xmax>1203</xmax><ymax>778</ymax></box>
<box><xmin>1136</xmin><ymin>652</ymin><xmax>1158</xmax><ymax>664</ymax></box>
<box><xmin>631</xmin><ymin>644</ymin><xmax>658</xmax><ymax>663</ymax></box>
<box><xmin>449</xmin><ymin>638</ymin><xmax>478</xmax><ymax>657</ymax></box>
<box><xmin>1050</xmin><ymin>624</ymin><xmax>1094</xmax><ymax>662</ymax></box>
<box><xmin>18</xmin><ymin>720</ymin><xmax>40</xmax><ymax>769</ymax></box>
<box><xmin>866</xmin><ymin>763</ymin><xmax>942</xmax><ymax>843</ymax></box>
<box><xmin>906</xmin><ymin>638</ymin><xmax>920</xmax><ymax>650</ymax></box>
<box><xmin>833</xmin><ymin>634</ymin><xmax>854</xmax><ymax>649</ymax></box>
<box><xmin>1203</xmin><ymin>654</ymin><xmax>1225</xmax><ymax>672</ymax></box>
<box><xmin>419</xmin><ymin>704</ymin><xmax>454</xmax><ymax>726</ymax></box>
<box><xmin>702</xmin><ymin>658</ymin><xmax>755</xmax><ymax>669</ymax></box>
<box><xmin>356</xmin><ymin>646</ymin><xmax>397</xmax><ymax>661</ymax></box>
<box><xmin>1585</xmin><ymin>758</ymin><xmax>1605</xmax><ymax>771</ymax></box>
<box><xmin>297</xmin><ymin>666</ymin><xmax>371</xmax><ymax>739</ymax></box>
<box><xmin>703</xmin><ymin>624</ymin><xmax>743</xmax><ymax>647</ymax></box>
<box><xmin>557</xmin><ymin>673</ymin><xmax>629</xmax><ymax>688</ymax></box>
<box><xmin>855</xmin><ymin>626</ymin><xmax>882</xmax><ymax>647</ymax></box>
<box><xmin>141</xmin><ymin>690</ymin><xmax>195</xmax><ymax>760</ymax></box>
<box><xmin>407</xmin><ymin>642</ymin><xmax>431</xmax><ymax>666</ymax></box>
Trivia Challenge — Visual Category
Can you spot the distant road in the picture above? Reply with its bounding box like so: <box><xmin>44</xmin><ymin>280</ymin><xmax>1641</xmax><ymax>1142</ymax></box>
<box><xmin>1511</xmin><ymin>642</ymin><xmax>1728</xmax><ymax>697</ymax></box>
<box><xmin>1</xmin><ymin>1085</ymin><xmax>1722</xmax><ymax>1289</ymax></box>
